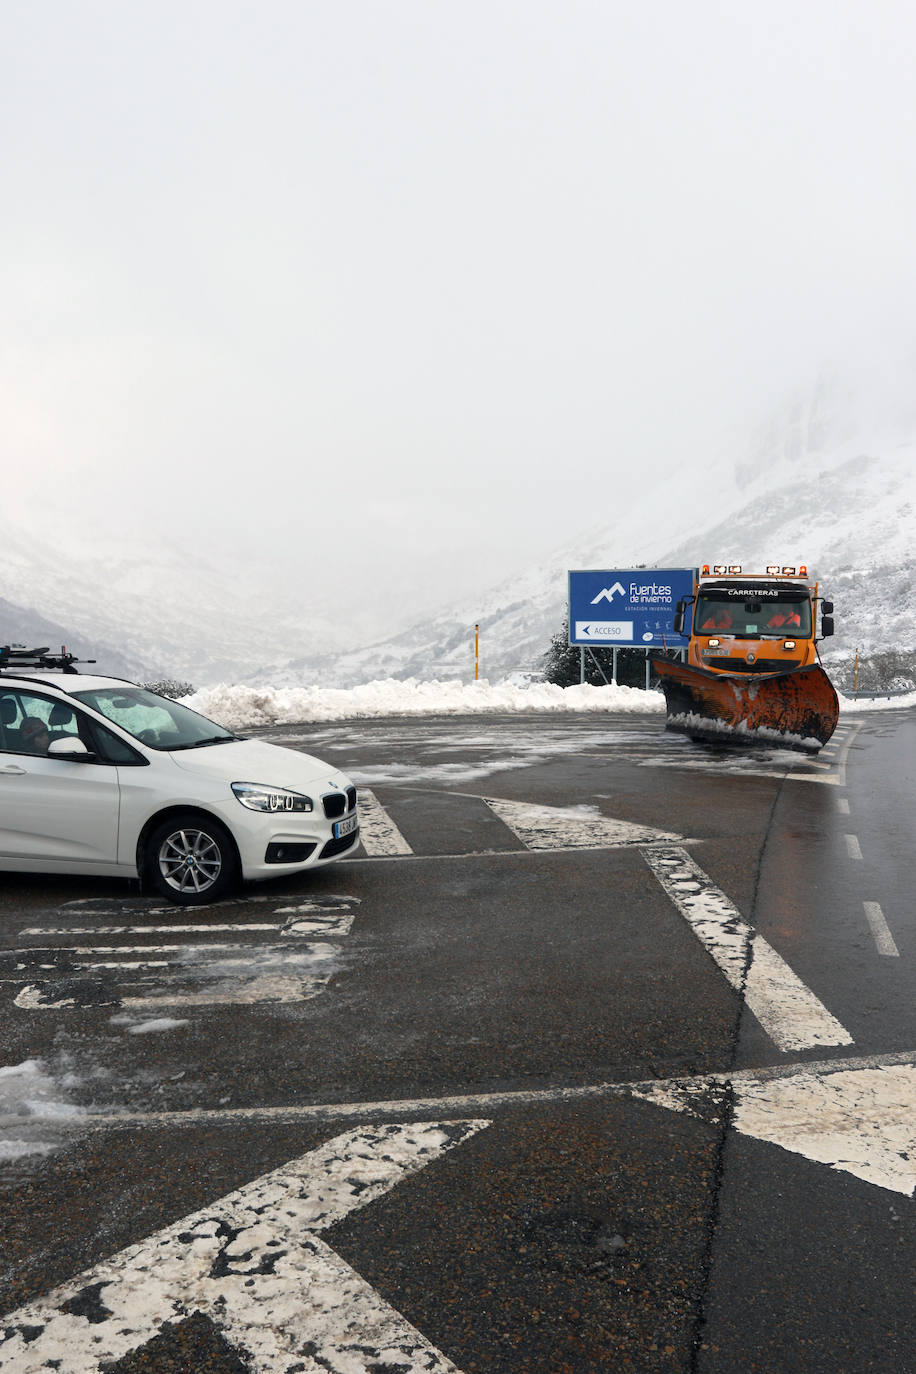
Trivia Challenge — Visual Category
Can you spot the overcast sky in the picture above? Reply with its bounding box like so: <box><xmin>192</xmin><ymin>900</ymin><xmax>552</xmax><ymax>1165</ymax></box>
<box><xmin>3</xmin><ymin>1</ymin><xmax>916</xmax><ymax>630</ymax></box>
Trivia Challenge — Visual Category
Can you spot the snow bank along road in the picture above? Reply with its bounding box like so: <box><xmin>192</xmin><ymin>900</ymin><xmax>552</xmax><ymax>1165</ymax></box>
<box><xmin>0</xmin><ymin>708</ymin><xmax>913</xmax><ymax>1373</ymax></box>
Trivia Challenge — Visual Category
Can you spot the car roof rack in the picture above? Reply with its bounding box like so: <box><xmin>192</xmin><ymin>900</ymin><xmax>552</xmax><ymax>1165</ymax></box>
<box><xmin>0</xmin><ymin>644</ymin><xmax>95</xmax><ymax>675</ymax></box>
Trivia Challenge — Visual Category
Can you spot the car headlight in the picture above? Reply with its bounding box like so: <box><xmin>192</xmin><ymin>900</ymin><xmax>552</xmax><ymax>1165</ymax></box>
<box><xmin>232</xmin><ymin>782</ymin><xmax>313</xmax><ymax>813</ymax></box>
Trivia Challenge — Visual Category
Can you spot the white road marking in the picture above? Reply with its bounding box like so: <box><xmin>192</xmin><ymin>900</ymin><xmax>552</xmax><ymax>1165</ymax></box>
<box><xmin>836</xmin><ymin>797</ymin><xmax>850</xmax><ymax>814</ymax></box>
<box><xmin>633</xmin><ymin>1063</ymin><xmax>916</xmax><ymax>1196</ymax></box>
<box><xmin>19</xmin><ymin>923</ymin><xmax>288</xmax><ymax>936</ymax></box>
<box><xmin>357</xmin><ymin>788</ymin><xmax>413</xmax><ymax>855</ymax></box>
<box><xmin>484</xmin><ymin>797</ymin><xmax>686</xmax><ymax>849</ymax></box>
<box><xmin>16</xmin><ymin>1052</ymin><xmax>915</xmax><ymax>1196</ymax></box>
<box><xmin>18</xmin><ymin>915</ymin><xmax>355</xmax><ymax>940</ymax></box>
<box><xmin>6</xmin><ymin>901</ymin><xmax>361</xmax><ymax>1011</ymax></box>
<box><xmin>0</xmin><ymin>1120</ymin><xmax>488</xmax><ymax>1374</ymax></box>
<box><xmin>782</xmin><ymin>722</ymin><xmax>861</xmax><ymax>786</ymax></box>
<box><xmin>13</xmin><ymin>943</ymin><xmax>342</xmax><ymax>1011</ymax></box>
<box><xmin>845</xmin><ymin>833</ymin><xmax>864</xmax><ymax>860</ymax></box>
<box><xmin>862</xmin><ymin>901</ymin><xmax>900</xmax><ymax>957</ymax></box>
<box><xmin>641</xmin><ymin>846</ymin><xmax>853</xmax><ymax>1051</ymax></box>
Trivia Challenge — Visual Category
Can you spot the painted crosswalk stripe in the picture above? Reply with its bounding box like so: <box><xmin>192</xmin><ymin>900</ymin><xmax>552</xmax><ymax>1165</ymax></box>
<box><xmin>863</xmin><ymin>901</ymin><xmax>900</xmax><ymax>957</ymax></box>
<box><xmin>641</xmin><ymin>846</ymin><xmax>853</xmax><ymax>1052</ymax></box>
<box><xmin>19</xmin><ymin>923</ymin><xmax>287</xmax><ymax>936</ymax></box>
<box><xmin>357</xmin><ymin>788</ymin><xmax>413</xmax><ymax>855</ymax></box>
<box><xmin>7</xmin><ymin>900</ymin><xmax>361</xmax><ymax>1011</ymax></box>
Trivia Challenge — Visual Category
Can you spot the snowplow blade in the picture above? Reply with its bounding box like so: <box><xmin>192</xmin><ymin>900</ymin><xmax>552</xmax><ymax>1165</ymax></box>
<box><xmin>652</xmin><ymin>659</ymin><xmax>839</xmax><ymax>753</ymax></box>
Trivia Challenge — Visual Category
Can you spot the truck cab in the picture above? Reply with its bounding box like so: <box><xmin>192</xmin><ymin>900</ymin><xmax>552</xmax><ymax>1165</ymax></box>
<box><xmin>677</xmin><ymin>565</ymin><xmax>834</xmax><ymax>677</ymax></box>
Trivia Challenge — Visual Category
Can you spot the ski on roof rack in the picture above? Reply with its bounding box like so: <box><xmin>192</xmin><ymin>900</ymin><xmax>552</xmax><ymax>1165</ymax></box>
<box><xmin>0</xmin><ymin>644</ymin><xmax>95</xmax><ymax>674</ymax></box>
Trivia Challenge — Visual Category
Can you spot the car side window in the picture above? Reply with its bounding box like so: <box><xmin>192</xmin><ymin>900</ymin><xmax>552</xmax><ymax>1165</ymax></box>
<box><xmin>0</xmin><ymin>693</ymin><xmax>23</xmax><ymax>752</ymax></box>
<box><xmin>0</xmin><ymin>690</ymin><xmax>62</xmax><ymax>755</ymax></box>
<box><xmin>0</xmin><ymin>689</ymin><xmax>139</xmax><ymax>764</ymax></box>
<box><xmin>88</xmin><ymin>719</ymin><xmax>147</xmax><ymax>766</ymax></box>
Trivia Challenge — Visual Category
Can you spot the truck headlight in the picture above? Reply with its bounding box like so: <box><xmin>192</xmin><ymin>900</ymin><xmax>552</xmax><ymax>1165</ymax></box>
<box><xmin>232</xmin><ymin>782</ymin><xmax>313</xmax><ymax>813</ymax></box>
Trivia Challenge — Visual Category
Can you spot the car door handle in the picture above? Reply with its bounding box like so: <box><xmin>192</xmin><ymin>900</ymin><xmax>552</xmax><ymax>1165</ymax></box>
<box><xmin>0</xmin><ymin>764</ymin><xmax>27</xmax><ymax>775</ymax></box>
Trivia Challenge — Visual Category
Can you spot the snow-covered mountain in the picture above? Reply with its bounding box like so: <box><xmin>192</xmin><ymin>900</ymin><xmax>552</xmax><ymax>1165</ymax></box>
<box><xmin>3</xmin><ymin>390</ymin><xmax>913</xmax><ymax>687</ymax></box>
<box><xmin>255</xmin><ymin>438</ymin><xmax>916</xmax><ymax>686</ymax></box>
<box><xmin>0</xmin><ymin>519</ymin><xmax>346</xmax><ymax>683</ymax></box>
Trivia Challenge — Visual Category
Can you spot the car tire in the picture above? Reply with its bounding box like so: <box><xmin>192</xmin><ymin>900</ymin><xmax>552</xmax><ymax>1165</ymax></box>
<box><xmin>145</xmin><ymin>813</ymin><xmax>239</xmax><ymax>905</ymax></box>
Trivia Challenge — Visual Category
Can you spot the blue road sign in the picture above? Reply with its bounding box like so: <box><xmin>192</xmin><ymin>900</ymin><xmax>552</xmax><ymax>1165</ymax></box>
<box><xmin>568</xmin><ymin>569</ymin><xmax>696</xmax><ymax>648</ymax></box>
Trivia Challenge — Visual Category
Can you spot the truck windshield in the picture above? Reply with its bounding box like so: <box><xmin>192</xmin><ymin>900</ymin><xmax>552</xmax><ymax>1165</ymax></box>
<box><xmin>71</xmin><ymin>687</ymin><xmax>238</xmax><ymax>750</ymax></box>
<box><xmin>694</xmin><ymin>597</ymin><xmax>811</xmax><ymax>637</ymax></box>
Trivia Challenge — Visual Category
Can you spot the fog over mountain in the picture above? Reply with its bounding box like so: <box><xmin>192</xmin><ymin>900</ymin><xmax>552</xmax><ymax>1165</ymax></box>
<box><xmin>2</xmin><ymin>378</ymin><xmax>913</xmax><ymax>688</ymax></box>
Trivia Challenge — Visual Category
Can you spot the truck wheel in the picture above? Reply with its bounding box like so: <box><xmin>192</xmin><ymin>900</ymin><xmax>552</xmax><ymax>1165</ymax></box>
<box><xmin>145</xmin><ymin>813</ymin><xmax>239</xmax><ymax>905</ymax></box>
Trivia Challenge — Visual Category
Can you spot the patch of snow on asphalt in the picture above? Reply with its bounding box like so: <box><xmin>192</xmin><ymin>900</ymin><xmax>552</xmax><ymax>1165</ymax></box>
<box><xmin>109</xmin><ymin>1016</ymin><xmax>191</xmax><ymax>1035</ymax></box>
<box><xmin>0</xmin><ymin>1059</ymin><xmax>86</xmax><ymax>1161</ymax></box>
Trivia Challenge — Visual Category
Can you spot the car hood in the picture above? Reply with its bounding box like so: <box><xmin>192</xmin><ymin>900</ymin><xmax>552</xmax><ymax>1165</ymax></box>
<box><xmin>166</xmin><ymin>738</ymin><xmax>351</xmax><ymax>791</ymax></box>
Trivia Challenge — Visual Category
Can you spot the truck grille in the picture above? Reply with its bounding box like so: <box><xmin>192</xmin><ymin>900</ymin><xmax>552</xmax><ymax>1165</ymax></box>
<box><xmin>706</xmin><ymin>657</ymin><xmax>794</xmax><ymax>674</ymax></box>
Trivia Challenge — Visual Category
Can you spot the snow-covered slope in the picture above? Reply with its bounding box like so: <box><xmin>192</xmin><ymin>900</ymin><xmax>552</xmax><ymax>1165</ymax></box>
<box><xmin>3</xmin><ymin>402</ymin><xmax>913</xmax><ymax>687</ymax></box>
<box><xmin>0</xmin><ymin>519</ymin><xmax>345</xmax><ymax>682</ymax></box>
<box><xmin>257</xmin><ymin>439</ymin><xmax>915</xmax><ymax>686</ymax></box>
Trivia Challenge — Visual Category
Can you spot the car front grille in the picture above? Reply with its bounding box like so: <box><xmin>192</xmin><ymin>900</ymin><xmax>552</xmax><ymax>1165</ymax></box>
<box><xmin>322</xmin><ymin>787</ymin><xmax>358</xmax><ymax>819</ymax></box>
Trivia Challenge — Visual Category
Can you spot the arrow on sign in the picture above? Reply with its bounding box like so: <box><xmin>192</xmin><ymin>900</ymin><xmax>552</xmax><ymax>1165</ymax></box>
<box><xmin>0</xmin><ymin>1120</ymin><xmax>489</xmax><ymax>1373</ymax></box>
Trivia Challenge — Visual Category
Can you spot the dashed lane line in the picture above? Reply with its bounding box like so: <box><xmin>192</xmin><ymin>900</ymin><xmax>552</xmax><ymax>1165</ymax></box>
<box><xmin>863</xmin><ymin>901</ymin><xmax>900</xmax><ymax>957</ymax></box>
<box><xmin>845</xmin><ymin>833</ymin><xmax>864</xmax><ymax>860</ymax></box>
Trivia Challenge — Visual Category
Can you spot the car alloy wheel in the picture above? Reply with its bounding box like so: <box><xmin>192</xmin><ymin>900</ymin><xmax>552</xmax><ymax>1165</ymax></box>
<box><xmin>146</xmin><ymin>813</ymin><xmax>238</xmax><ymax>905</ymax></box>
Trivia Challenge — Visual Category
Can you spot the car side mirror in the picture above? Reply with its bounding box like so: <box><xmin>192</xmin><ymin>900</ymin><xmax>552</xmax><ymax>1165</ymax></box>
<box><xmin>48</xmin><ymin>737</ymin><xmax>97</xmax><ymax>762</ymax></box>
<box><xmin>820</xmin><ymin>616</ymin><xmax>834</xmax><ymax>638</ymax></box>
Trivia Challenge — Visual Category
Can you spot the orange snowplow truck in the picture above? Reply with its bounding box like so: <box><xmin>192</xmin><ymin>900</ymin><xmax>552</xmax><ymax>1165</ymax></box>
<box><xmin>652</xmin><ymin>564</ymin><xmax>838</xmax><ymax>752</ymax></box>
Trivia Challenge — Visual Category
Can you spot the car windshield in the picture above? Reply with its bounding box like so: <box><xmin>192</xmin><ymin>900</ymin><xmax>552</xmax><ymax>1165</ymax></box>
<box><xmin>71</xmin><ymin>687</ymin><xmax>238</xmax><ymax>750</ymax></box>
<box><xmin>694</xmin><ymin>595</ymin><xmax>811</xmax><ymax>637</ymax></box>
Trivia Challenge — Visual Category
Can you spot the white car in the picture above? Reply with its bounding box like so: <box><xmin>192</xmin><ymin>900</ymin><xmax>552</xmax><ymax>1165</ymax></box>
<box><xmin>0</xmin><ymin>656</ymin><xmax>359</xmax><ymax>905</ymax></box>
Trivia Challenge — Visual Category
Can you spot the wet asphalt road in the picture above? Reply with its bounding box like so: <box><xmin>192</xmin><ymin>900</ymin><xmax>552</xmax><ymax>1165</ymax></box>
<box><xmin>0</xmin><ymin>708</ymin><xmax>913</xmax><ymax>1373</ymax></box>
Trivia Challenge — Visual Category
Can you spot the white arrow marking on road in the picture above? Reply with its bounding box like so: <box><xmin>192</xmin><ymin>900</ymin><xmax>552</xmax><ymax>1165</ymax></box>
<box><xmin>642</xmin><ymin>846</ymin><xmax>853</xmax><ymax>1051</ymax></box>
<box><xmin>0</xmin><ymin>1120</ymin><xmax>488</xmax><ymax>1373</ymax></box>
<box><xmin>484</xmin><ymin>797</ymin><xmax>686</xmax><ymax>849</ymax></box>
<box><xmin>632</xmin><ymin>1064</ymin><xmax>916</xmax><ymax>1196</ymax></box>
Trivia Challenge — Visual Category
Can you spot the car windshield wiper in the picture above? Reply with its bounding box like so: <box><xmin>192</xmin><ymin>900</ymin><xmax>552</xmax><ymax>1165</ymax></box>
<box><xmin>170</xmin><ymin>735</ymin><xmax>238</xmax><ymax>750</ymax></box>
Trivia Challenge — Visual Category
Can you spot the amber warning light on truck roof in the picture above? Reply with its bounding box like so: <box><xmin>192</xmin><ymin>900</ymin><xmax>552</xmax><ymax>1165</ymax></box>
<box><xmin>700</xmin><ymin>563</ymin><xmax>808</xmax><ymax>578</ymax></box>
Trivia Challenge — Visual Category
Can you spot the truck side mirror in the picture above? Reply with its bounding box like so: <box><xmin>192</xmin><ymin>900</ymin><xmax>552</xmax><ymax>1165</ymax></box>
<box><xmin>673</xmin><ymin>600</ymin><xmax>686</xmax><ymax>635</ymax></box>
<box><xmin>821</xmin><ymin>600</ymin><xmax>834</xmax><ymax>615</ymax></box>
<box><xmin>820</xmin><ymin>615</ymin><xmax>834</xmax><ymax>638</ymax></box>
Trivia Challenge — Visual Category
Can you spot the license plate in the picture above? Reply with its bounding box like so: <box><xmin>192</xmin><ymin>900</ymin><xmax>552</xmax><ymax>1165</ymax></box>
<box><xmin>333</xmin><ymin>813</ymin><xmax>358</xmax><ymax>839</ymax></box>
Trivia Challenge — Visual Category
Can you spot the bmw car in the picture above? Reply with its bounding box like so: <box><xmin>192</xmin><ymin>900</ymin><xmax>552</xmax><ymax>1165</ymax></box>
<box><xmin>0</xmin><ymin>658</ymin><xmax>358</xmax><ymax>905</ymax></box>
